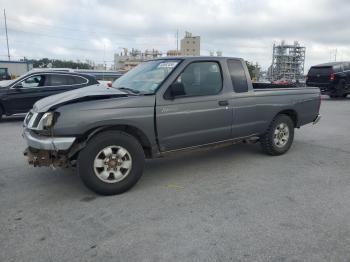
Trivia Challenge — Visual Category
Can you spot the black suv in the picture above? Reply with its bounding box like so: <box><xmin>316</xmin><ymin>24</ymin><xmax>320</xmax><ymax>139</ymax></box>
<box><xmin>0</xmin><ymin>70</ymin><xmax>98</xmax><ymax>120</ymax></box>
<box><xmin>306</xmin><ymin>62</ymin><xmax>350</xmax><ymax>98</ymax></box>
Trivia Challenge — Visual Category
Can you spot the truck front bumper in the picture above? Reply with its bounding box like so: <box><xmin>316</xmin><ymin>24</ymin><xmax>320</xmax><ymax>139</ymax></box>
<box><xmin>23</xmin><ymin>129</ymin><xmax>76</xmax><ymax>151</ymax></box>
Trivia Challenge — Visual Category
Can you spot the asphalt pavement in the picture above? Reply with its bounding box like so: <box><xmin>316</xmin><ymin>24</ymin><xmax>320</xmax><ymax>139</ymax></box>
<box><xmin>1</xmin><ymin>96</ymin><xmax>350</xmax><ymax>262</ymax></box>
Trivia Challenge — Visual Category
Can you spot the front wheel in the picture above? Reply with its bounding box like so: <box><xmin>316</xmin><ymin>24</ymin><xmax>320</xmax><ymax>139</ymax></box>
<box><xmin>77</xmin><ymin>131</ymin><xmax>145</xmax><ymax>195</ymax></box>
<box><xmin>260</xmin><ymin>114</ymin><xmax>295</xmax><ymax>156</ymax></box>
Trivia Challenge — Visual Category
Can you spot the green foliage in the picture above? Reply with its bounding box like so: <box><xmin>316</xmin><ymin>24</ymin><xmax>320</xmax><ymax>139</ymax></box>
<box><xmin>28</xmin><ymin>58</ymin><xmax>93</xmax><ymax>69</ymax></box>
<box><xmin>245</xmin><ymin>61</ymin><xmax>261</xmax><ymax>80</ymax></box>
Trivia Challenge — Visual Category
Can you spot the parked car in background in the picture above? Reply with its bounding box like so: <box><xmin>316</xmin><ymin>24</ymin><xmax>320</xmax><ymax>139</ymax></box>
<box><xmin>272</xmin><ymin>78</ymin><xmax>291</xmax><ymax>85</ymax></box>
<box><xmin>75</xmin><ymin>70</ymin><xmax>123</xmax><ymax>87</ymax></box>
<box><xmin>23</xmin><ymin>57</ymin><xmax>321</xmax><ymax>195</ymax></box>
<box><xmin>0</xmin><ymin>70</ymin><xmax>98</xmax><ymax>121</ymax></box>
<box><xmin>0</xmin><ymin>68</ymin><xmax>11</xmax><ymax>80</ymax></box>
<box><xmin>306</xmin><ymin>62</ymin><xmax>350</xmax><ymax>98</ymax></box>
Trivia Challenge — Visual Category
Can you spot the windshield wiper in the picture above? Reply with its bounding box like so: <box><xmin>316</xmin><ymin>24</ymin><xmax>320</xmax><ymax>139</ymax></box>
<box><xmin>117</xmin><ymin>87</ymin><xmax>141</xmax><ymax>95</ymax></box>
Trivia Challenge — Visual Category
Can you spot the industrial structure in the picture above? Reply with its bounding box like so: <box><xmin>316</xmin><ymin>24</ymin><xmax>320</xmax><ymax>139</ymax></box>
<box><xmin>268</xmin><ymin>41</ymin><xmax>306</xmax><ymax>82</ymax></box>
<box><xmin>166</xmin><ymin>50</ymin><xmax>181</xmax><ymax>56</ymax></box>
<box><xmin>209</xmin><ymin>51</ymin><xmax>223</xmax><ymax>57</ymax></box>
<box><xmin>114</xmin><ymin>48</ymin><xmax>162</xmax><ymax>70</ymax></box>
<box><xmin>180</xmin><ymin>31</ymin><xmax>200</xmax><ymax>56</ymax></box>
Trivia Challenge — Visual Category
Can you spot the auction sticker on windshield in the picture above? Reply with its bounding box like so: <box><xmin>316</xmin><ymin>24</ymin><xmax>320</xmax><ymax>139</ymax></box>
<box><xmin>157</xmin><ymin>62</ymin><xmax>178</xmax><ymax>68</ymax></box>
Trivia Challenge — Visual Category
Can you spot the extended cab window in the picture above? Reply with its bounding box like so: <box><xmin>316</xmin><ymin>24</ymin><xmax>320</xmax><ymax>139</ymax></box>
<box><xmin>174</xmin><ymin>61</ymin><xmax>222</xmax><ymax>97</ymax></box>
<box><xmin>227</xmin><ymin>59</ymin><xmax>248</xmax><ymax>93</ymax></box>
<box><xmin>20</xmin><ymin>75</ymin><xmax>47</xmax><ymax>88</ymax></box>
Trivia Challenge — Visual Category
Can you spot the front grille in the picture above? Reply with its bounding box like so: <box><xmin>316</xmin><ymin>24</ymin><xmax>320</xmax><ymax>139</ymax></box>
<box><xmin>32</xmin><ymin>113</ymin><xmax>44</xmax><ymax>128</ymax></box>
<box><xmin>24</xmin><ymin>112</ymin><xmax>41</xmax><ymax>129</ymax></box>
<box><xmin>24</xmin><ymin>111</ymin><xmax>33</xmax><ymax>126</ymax></box>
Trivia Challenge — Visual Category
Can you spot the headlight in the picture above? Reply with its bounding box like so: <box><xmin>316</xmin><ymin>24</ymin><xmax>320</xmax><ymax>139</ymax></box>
<box><xmin>41</xmin><ymin>112</ymin><xmax>54</xmax><ymax>129</ymax></box>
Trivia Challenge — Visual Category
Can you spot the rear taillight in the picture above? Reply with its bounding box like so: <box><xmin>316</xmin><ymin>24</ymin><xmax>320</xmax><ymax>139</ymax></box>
<box><xmin>107</xmin><ymin>82</ymin><xmax>112</xmax><ymax>87</ymax></box>
<box><xmin>329</xmin><ymin>72</ymin><xmax>335</xmax><ymax>81</ymax></box>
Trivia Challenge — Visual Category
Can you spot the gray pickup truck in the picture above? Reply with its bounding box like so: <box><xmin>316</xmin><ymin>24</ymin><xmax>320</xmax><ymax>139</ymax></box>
<box><xmin>23</xmin><ymin>57</ymin><xmax>321</xmax><ymax>195</ymax></box>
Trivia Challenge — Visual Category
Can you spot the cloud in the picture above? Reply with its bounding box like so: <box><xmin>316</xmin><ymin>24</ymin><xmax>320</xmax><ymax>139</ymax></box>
<box><xmin>90</xmin><ymin>38</ymin><xmax>113</xmax><ymax>50</ymax></box>
<box><xmin>51</xmin><ymin>46</ymin><xmax>71</xmax><ymax>56</ymax></box>
<box><xmin>0</xmin><ymin>0</ymin><xmax>349</xmax><ymax>70</ymax></box>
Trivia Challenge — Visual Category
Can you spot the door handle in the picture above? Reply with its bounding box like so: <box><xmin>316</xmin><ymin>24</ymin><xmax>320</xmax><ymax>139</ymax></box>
<box><xmin>218</xmin><ymin>100</ymin><xmax>229</xmax><ymax>106</ymax></box>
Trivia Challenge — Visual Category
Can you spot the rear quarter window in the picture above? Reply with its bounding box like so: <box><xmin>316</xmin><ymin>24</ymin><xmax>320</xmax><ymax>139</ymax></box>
<box><xmin>308</xmin><ymin>67</ymin><xmax>332</xmax><ymax>76</ymax></box>
<box><xmin>343</xmin><ymin>63</ymin><xmax>350</xmax><ymax>71</ymax></box>
<box><xmin>71</xmin><ymin>75</ymin><xmax>88</xmax><ymax>84</ymax></box>
<box><xmin>48</xmin><ymin>74</ymin><xmax>69</xmax><ymax>86</ymax></box>
<box><xmin>227</xmin><ymin>59</ymin><xmax>248</xmax><ymax>93</ymax></box>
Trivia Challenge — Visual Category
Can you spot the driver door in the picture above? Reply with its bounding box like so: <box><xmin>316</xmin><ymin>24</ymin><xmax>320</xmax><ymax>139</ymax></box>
<box><xmin>156</xmin><ymin>61</ymin><xmax>232</xmax><ymax>151</ymax></box>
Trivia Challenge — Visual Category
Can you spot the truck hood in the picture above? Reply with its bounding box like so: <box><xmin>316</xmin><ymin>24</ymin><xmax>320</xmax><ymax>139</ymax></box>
<box><xmin>33</xmin><ymin>84</ymin><xmax>128</xmax><ymax>112</ymax></box>
<box><xmin>0</xmin><ymin>79</ymin><xmax>14</xmax><ymax>88</ymax></box>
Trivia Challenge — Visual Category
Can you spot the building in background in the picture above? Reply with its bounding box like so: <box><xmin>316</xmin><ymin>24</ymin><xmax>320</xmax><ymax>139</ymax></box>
<box><xmin>268</xmin><ymin>41</ymin><xmax>306</xmax><ymax>82</ymax></box>
<box><xmin>0</xmin><ymin>60</ymin><xmax>33</xmax><ymax>79</ymax></box>
<box><xmin>114</xmin><ymin>48</ymin><xmax>162</xmax><ymax>71</ymax></box>
<box><xmin>209</xmin><ymin>51</ymin><xmax>223</xmax><ymax>57</ymax></box>
<box><xmin>166</xmin><ymin>50</ymin><xmax>181</xmax><ymax>56</ymax></box>
<box><xmin>180</xmin><ymin>31</ymin><xmax>200</xmax><ymax>56</ymax></box>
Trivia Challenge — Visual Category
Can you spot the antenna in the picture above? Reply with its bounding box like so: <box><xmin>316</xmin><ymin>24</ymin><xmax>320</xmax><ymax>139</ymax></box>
<box><xmin>4</xmin><ymin>9</ymin><xmax>10</xmax><ymax>61</ymax></box>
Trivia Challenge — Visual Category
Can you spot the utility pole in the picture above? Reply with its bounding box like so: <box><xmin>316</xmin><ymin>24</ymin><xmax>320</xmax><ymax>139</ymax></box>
<box><xmin>176</xmin><ymin>29</ymin><xmax>179</xmax><ymax>55</ymax></box>
<box><xmin>4</xmin><ymin>9</ymin><xmax>10</xmax><ymax>61</ymax></box>
<box><xmin>334</xmin><ymin>48</ymin><xmax>337</xmax><ymax>62</ymax></box>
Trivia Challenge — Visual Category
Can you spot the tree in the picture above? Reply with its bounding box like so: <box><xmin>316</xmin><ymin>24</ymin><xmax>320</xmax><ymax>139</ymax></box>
<box><xmin>245</xmin><ymin>61</ymin><xmax>261</xmax><ymax>81</ymax></box>
<box><xmin>29</xmin><ymin>58</ymin><xmax>93</xmax><ymax>69</ymax></box>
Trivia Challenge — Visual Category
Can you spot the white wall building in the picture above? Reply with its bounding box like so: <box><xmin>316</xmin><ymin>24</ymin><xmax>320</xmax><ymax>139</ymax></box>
<box><xmin>0</xmin><ymin>60</ymin><xmax>33</xmax><ymax>78</ymax></box>
<box><xmin>180</xmin><ymin>32</ymin><xmax>200</xmax><ymax>56</ymax></box>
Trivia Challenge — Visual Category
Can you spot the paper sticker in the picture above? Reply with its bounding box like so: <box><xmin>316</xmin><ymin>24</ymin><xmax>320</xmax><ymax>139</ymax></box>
<box><xmin>158</xmin><ymin>62</ymin><xmax>178</xmax><ymax>68</ymax></box>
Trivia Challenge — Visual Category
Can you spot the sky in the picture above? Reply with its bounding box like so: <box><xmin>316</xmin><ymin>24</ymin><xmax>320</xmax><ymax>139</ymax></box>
<box><xmin>0</xmin><ymin>0</ymin><xmax>349</xmax><ymax>71</ymax></box>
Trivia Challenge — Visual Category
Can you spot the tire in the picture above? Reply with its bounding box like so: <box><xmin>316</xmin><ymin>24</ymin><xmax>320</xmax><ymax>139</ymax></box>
<box><xmin>0</xmin><ymin>106</ymin><xmax>2</xmax><ymax>122</ymax></box>
<box><xmin>260</xmin><ymin>114</ymin><xmax>295</xmax><ymax>156</ymax></box>
<box><xmin>335</xmin><ymin>80</ymin><xmax>346</xmax><ymax>97</ymax></box>
<box><xmin>77</xmin><ymin>130</ymin><xmax>145</xmax><ymax>195</ymax></box>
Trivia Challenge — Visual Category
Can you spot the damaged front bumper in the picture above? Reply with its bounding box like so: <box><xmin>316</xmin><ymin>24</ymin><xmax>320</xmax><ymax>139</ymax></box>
<box><xmin>23</xmin><ymin>129</ymin><xmax>76</xmax><ymax>167</ymax></box>
<box><xmin>23</xmin><ymin>129</ymin><xmax>76</xmax><ymax>151</ymax></box>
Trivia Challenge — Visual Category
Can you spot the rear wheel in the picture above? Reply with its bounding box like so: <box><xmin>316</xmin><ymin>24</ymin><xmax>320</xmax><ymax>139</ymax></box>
<box><xmin>260</xmin><ymin>114</ymin><xmax>294</xmax><ymax>156</ymax></box>
<box><xmin>77</xmin><ymin>131</ymin><xmax>145</xmax><ymax>195</ymax></box>
<box><xmin>335</xmin><ymin>80</ymin><xmax>346</xmax><ymax>97</ymax></box>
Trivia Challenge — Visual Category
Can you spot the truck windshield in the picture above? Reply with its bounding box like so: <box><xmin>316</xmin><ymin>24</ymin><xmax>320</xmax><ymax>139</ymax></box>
<box><xmin>112</xmin><ymin>60</ymin><xmax>180</xmax><ymax>94</ymax></box>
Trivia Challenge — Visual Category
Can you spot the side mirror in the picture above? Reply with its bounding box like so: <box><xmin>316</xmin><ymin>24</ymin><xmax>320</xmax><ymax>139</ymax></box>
<box><xmin>14</xmin><ymin>83</ymin><xmax>23</xmax><ymax>89</ymax></box>
<box><xmin>168</xmin><ymin>82</ymin><xmax>186</xmax><ymax>98</ymax></box>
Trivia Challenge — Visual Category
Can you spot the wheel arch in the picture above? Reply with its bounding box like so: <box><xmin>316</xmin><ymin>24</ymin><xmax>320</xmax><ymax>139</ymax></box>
<box><xmin>275</xmin><ymin>109</ymin><xmax>298</xmax><ymax>127</ymax></box>
<box><xmin>79</xmin><ymin>125</ymin><xmax>154</xmax><ymax>158</ymax></box>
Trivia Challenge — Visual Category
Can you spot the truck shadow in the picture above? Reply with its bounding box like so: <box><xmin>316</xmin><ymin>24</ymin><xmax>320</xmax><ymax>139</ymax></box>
<box><xmin>23</xmin><ymin>143</ymin><xmax>264</xmax><ymax>198</ymax></box>
<box><xmin>139</xmin><ymin>143</ymin><xmax>263</xmax><ymax>189</ymax></box>
<box><xmin>322</xmin><ymin>96</ymin><xmax>350</xmax><ymax>101</ymax></box>
<box><xmin>1</xmin><ymin>115</ymin><xmax>25</xmax><ymax>122</ymax></box>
